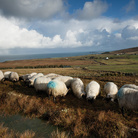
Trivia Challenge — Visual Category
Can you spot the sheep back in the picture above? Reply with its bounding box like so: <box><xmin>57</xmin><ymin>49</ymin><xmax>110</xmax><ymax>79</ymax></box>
<box><xmin>117</xmin><ymin>87</ymin><xmax>138</xmax><ymax>110</ymax></box>
<box><xmin>71</xmin><ymin>78</ymin><xmax>85</xmax><ymax>99</ymax></box>
<box><xmin>121</xmin><ymin>84</ymin><xmax>138</xmax><ymax>90</ymax></box>
<box><xmin>34</xmin><ymin>77</ymin><xmax>51</xmax><ymax>92</ymax></box>
<box><xmin>47</xmin><ymin>80</ymin><xmax>68</xmax><ymax>98</ymax></box>
<box><xmin>29</xmin><ymin>73</ymin><xmax>44</xmax><ymax>86</ymax></box>
<box><xmin>4</xmin><ymin>71</ymin><xmax>12</xmax><ymax>80</ymax></box>
<box><xmin>44</xmin><ymin>73</ymin><xmax>62</xmax><ymax>79</ymax></box>
<box><xmin>104</xmin><ymin>82</ymin><xmax>118</xmax><ymax>100</ymax></box>
<box><xmin>0</xmin><ymin>70</ymin><xmax>4</xmax><ymax>81</ymax></box>
<box><xmin>53</xmin><ymin>76</ymin><xmax>73</xmax><ymax>87</ymax></box>
<box><xmin>86</xmin><ymin>81</ymin><xmax>100</xmax><ymax>100</ymax></box>
<box><xmin>9</xmin><ymin>72</ymin><xmax>19</xmax><ymax>82</ymax></box>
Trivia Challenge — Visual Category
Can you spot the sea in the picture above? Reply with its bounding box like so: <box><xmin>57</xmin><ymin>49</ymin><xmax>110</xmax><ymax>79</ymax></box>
<box><xmin>0</xmin><ymin>51</ymin><xmax>101</xmax><ymax>62</ymax></box>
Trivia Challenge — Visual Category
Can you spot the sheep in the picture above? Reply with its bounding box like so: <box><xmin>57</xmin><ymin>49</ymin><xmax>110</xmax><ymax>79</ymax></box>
<box><xmin>86</xmin><ymin>81</ymin><xmax>100</xmax><ymax>101</ymax></box>
<box><xmin>19</xmin><ymin>74</ymin><xmax>29</xmax><ymax>81</ymax></box>
<box><xmin>53</xmin><ymin>76</ymin><xmax>73</xmax><ymax>88</ymax></box>
<box><xmin>9</xmin><ymin>72</ymin><xmax>19</xmax><ymax>82</ymax></box>
<box><xmin>28</xmin><ymin>73</ymin><xmax>44</xmax><ymax>87</ymax></box>
<box><xmin>4</xmin><ymin>71</ymin><xmax>12</xmax><ymax>80</ymax></box>
<box><xmin>117</xmin><ymin>87</ymin><xmax>138</xmax><ymax>116</ymax></box>
<box><xmin>0</xmin><ymin>70</ymin><xmax>4</xmax><ymax>81</ymax></box>
<box><xmin>121</xmin><ymin>84</ymin><xmax>138</xmax><ymax>90</ymax></box>
<box><xmin>20</xmin><ymin>72</ymin><xmax>37</xmax><ymax>82</ymax></box>
<box><xmin>71</xmin><ymin>78</ymin><xmax>86</xmax><ymax>99</ymax></box>
<box><xmin>47</xmin><ymin>80</ymin><xmax>68</xmax><ymax>102</ymax></box>
<box><xmin>104</xmin><ymin>82</ymin><xmax>118</xmax><ymax>102</ymax></box>
<box><xmin>44</xmin><ymin>73</ymin><xmax>62</xmax><ymax>79</ymax></box>
<box><xmin>34</xmin><ymin>76</ymin><xmax>51</xmax><ymax>92</ymax></box>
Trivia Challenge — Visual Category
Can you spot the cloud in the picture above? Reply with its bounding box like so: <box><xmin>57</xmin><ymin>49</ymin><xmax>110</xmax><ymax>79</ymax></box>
<box><xmin>0</xmin><ymin>15</ymin><xmax>87</xmax><ymax>50</ymax></box>
<box><xmin>121</xmin><ymin>25</ymin><xmax>138</xmax><ymax>40</ymax></box>
<box><xmin>75</xmin><ymin>0</ymin><xmax>108</xmax><ymax>20</ymax></box>
<box><xmin>0</xmin><ymin>0</ymin><xmax>65</xmax><ymax>20</ymax></box>
<box><xmin>123</xmin><ymin>0</ymin><xmax>135</xmax><ymax>13</ymax></box>
<box><xmin>0</xmin><ymin>12</ymin><xmax>138</xmax><ymax>54</ymax></box>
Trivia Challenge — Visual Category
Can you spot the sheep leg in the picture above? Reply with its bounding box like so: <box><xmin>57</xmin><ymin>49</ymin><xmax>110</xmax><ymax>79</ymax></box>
<box><xmin>48</xmin><ymin>95</ymin><xmax>50</xmax><ymax>100</ymax></box>
<box><xmin>53</xmin><ymin>96</ymin><xmax>56</xmax><ymax>103</ymax></box>
<box><xmin>121</xmin><ymin>107</ymin><xmax>125</xmax><ymax>117</ymax></box>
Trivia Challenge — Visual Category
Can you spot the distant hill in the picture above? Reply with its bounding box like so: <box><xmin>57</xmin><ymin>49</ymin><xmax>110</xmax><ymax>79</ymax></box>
<box><xmin>103</xmin><ymin>47</ymin><xmax>138</xmax><ymax>54</ymax></box>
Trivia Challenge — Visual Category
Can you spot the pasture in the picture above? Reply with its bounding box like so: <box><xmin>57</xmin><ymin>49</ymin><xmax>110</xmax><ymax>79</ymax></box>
<box><xmin>0</xmin><ymin>52</ymin><xmax>138</xmax><ymax>137</ymax></box>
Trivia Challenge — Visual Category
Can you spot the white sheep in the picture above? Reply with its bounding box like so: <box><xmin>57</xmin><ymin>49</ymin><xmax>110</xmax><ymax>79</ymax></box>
<box><xmin>4</xmin><ymin>71</ymin><xmax>12</xmax><ymax>80</ymax></box>
<box><xmin>28</xmin><ymin>73</ymin><xmax>44</xmax><ymax>87</ymax></box>
<box><xmin>44</xmin><ymin>73</ymin><xmax>62</xmax><ymax>79</ymax></box>
<box><xmin>47</xmin><ymin>80</ymin><xmax>68</xmax><ymax>102</ymax></box>
<box><xmin>19</xmin><ymin>74</ymin><xmax>29</xmax><ymax>81</ymax></box>
<box><xmin>117</xmin><ymin>87</ymin><xmax>138</xmax><ymax>116</ymax></box>
<box><xmin>20</xmin><ymin>72</ymin><xmax>37</xmax><ymax>82</ymax></box>
<box><xmin>71</xmin><ymin>78</ymin><xmax>86</xmax><ymax>99</ymax></box>
<box><xmin>104</xmin><ymin>82</ymin><xmax>118</xmax><ymax>101</ymax></box>
<box><xmin>86</xmin><ymin>81</ymin><xmax>100</xmax><ymax>101</ymax></box>
<box><xmin>0</xmin><ymin>70</ymin><xmax>4</xmax><ymax>81</ymax></box>
<box><xmin>121</xmin><ymin>84</ymin><xmax>138</xmax><ymax>90</ymax></box>
<box><xmin>9</xmin><ymin>72</ymin><xmax>19</xmax><ymax>82</ymax></box>
<box><xmin>53</xmin><ymin>76</ymin><xmax>73</xmax><ymax>87</ymax></box>
<box><xmin>34</xmin><ymin>76</ymin><xmax>51</xmax><ymax>92</ymax></box>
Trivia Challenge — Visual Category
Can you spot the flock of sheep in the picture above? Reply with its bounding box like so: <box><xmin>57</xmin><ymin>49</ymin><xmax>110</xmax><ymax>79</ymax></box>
<box><xmin>0</xmin><ymin>70</ymin><xmax>138</xmax><ymax>115</ymax></box>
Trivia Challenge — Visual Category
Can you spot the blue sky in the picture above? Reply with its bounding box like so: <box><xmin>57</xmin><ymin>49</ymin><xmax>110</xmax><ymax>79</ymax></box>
<box><xmin>0</xmin><ymin>0</ymin><xmax>138</xmax><ymax>55</ymax></box>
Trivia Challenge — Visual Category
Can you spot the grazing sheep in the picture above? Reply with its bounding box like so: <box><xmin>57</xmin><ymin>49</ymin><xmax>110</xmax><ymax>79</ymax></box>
<box><xmin>9</xmin><ymin>72</ymin><xmax>19</xmax><ymax>82</ymax></box>
<box><xmin>117</xmin><ymin>87</ymin><xmax>138</xmax><ymax>116</ymax></box>
<box><xmin>121</xmin><ymin>84</ymin><xmax>138</xmax><ymax>90</ymax></box>
<box><xmin>34</xmin><ymin>77</ymin><xmax>51</xmax><ymax>92</ymax></box>
<box><xmin>47</xmin><ymin>80</ymin><xmax>68</xmax><ymax>102</ymax></box>
<box><xmin>28</xmin><ymin>73</ymin><xmax>44</xmax><ymax>87</ymax></box>
<box><xmin>4</xmin><ymin>71</ymin><xmax>12</xmax><ymax>80</ymax></box>
<box><xmin>20</xmin><ymin>72</ymin><xmax>37</xmax><ymax>82</ymax></box>
<box><xmin>104</xmin><ymin>82</ymin><xmax>118</xmax><ymax>101</ymax></box>
<box><xmin>19</xmin><ymin>74</ymin><xmax>29</xmax><ymax>81</ymax></box>
<box><xmin>44</xmin><ymin>73</ymin><xmax>62</xmax><ymax>79</ymax></box>
<box><xmin>71</xmin><ymin>78</ymin><xmax>86</xmax><ymax>99</ymax></box>
<box><xmin>53</xmin><ymin>76</ymin><xmax>73</xmax><ymax>87</ymax></box>
<box><xmin>0</xmin><ymin>70</ymin><xmax>4</xmax><ymax>81</ymax></box>
<box><xmin>86</xmin><ymin>81</ymin><xmax>100</xmax><ymax>101</ymax></box>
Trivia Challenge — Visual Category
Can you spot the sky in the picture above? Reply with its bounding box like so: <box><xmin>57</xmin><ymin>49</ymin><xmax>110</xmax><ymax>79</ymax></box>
<box><xmin>0</xmin><ymin>0</ymin><xmax>138</xmax><ymax>55</ymax></box>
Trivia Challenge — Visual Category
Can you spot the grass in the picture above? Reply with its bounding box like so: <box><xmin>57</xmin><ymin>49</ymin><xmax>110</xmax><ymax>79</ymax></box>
<box><xmin>0</xmin><ymin>123</ymin><xmax>35</xmax><ymax>138</ymax></box>
<box><xmin>50</xmin><ymin>129</ymin><xmax>70</xmax><ymax>138</ymax></box>
<box><xmin>0</xmin><ymin>53</ymin><xmax>138</xmax><ymax>74</ymax></box>
<box><xmin>0</xmin><ymin>53</ymin><xmax>138</xmax><ymax>137</ymax></box>
<box><xmin>87</xmin><ymin>64</ymin><xmax>138</xmax><ymax>73</ymax></box>
<box><xmin>0</xmin><ymin>69</ymin><xmax>138</xmax><ymax>137</ymax></box>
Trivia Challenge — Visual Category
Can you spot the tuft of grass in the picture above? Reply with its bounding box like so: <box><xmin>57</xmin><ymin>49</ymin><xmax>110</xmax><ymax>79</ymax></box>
<box><xmin>50</xmin><ymin>129</ymin><xmax>70</xmax><ymax>138</ymax></box>
<box><xmin>0</xmin><ymin>123</ymin><xmax>35</xmax><ymax>138</ymax></box>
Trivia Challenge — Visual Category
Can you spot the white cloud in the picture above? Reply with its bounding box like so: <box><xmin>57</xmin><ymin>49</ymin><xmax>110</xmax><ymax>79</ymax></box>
<box><xmin>0</xmin><ymin>15</ymin><xmax>86</xmax><ymax>50</ymax></box>
<box><xmin>75</xmin><ymin>0</ymin><xmax>108</xmax><ymax>20</ymax></box>
<box><xmin>0</xmin><ymin>13</ymin><xmax>138</xmax><ymax>54</ymax></box>
<box><xmin>121</xmin><ymin>25</ymin><xmax>138</xmax><ymax>40</ymax></box>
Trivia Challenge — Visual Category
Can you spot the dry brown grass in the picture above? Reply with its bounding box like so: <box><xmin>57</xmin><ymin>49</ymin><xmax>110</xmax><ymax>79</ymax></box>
<box><xmin>0</xmin><ymin>123</ymin><xmax>35</xmax><ymax>138</ymax></box>
<box><xmin>0</xmin><ymin>58</ymin><xmax>94</xmax><ymax>68</ymax></box>
<box><xmin>50</xmin><ymin>129</ymin><xmax>70</xmax><ymax>138</ymax></box>
<box><xmin>0</xmin><ymin>68</ymin><xmax>138</xmax><ymax>137</ymax></box>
